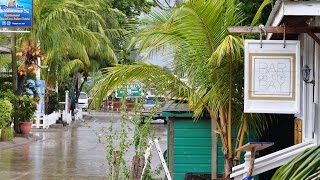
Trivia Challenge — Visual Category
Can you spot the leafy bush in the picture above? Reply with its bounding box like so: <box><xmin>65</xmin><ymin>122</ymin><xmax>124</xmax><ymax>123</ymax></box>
<box><xmin>0</xmin><ymin>81</ymin><xmax>12</xmax><ymax>91</ymax></box>
<box><xmin>16</xmin><ymin>96</ymin><xmax>37</xmax><ymax>122</ymax></box>
<box><xmin>0</xmin><ymin>90</ymin><xmax>19</xmax><ymax>118</ymax></box>
<box><xmin>0</xmin><ymin>99</ymin><xmax>13</xmax><ymax>128</ymax></box>
<box><xmin>1</xmin><ymin>127</ymin><xmax>14</xmax><ymax>141</ymax></box>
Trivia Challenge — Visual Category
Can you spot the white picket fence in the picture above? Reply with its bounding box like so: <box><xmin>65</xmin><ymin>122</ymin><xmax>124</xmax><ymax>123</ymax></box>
<box><xmin>32</xmin><ymin>108</ymin><xmax>83</xmax><ymax>129</ymax></box>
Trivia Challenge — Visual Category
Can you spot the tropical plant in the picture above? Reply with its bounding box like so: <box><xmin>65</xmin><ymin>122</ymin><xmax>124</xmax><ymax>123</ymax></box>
<box><xmin>272</xmin><ymin>145</ymin><xmax>320</xmax><ymax>180</ymax></box>
<box><xmin>90</xmin><ymin>0</ymin><xmax>270</xmax><ymax>178</ymax></box>
<box><xmin>111</xmin><ymin>0</ymin><xmax>154</xmax><ymax>17</ymax></box>
<box><xmin>13</xmin><ymin>0</ymin><xmax>124</xmax><ymax>118</ymax></box>
<box><xmin>16</xmin><ymin>96</ymin><xmax>37</xmax><ymax>123</ymax></box>
<box><xmin>0</xmin><ymin>99</ymin><xmax>13</xmax><ymax>129</ymax></box>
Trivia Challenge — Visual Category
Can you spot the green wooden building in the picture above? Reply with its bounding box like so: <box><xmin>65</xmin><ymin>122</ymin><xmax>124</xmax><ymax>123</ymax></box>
<box><xmin>162</xmin><ymin>103</ymin><xmax>252</xmax><ymax>179</ymax></box>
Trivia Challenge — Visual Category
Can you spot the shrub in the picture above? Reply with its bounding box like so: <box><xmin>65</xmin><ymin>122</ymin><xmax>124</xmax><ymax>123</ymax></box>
<box><xmin>16</xmin><ymin>96</ymin><xmax>37</xmax><ymax>122</ymax></box>
<box><xmin>0</xmin><ymin>99</ymin><xmax>13</xmax><ymax>128</ymax></box>
<box><xmin>1</xmin><ymin>127</ymin><xmax>14</xmax><ymax>141</ymax></box>
<box><xmin>0</xmin><ymin>90</ymin><xmax>19</xmax><ymax>118</ymax></box>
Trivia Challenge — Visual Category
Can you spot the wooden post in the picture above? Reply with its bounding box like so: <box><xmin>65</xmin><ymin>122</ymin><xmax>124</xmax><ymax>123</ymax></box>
<box><xmin>131</xmin><ymin>155</ymin><xmax>145</xmax><ymax>180</ymax></box>
<box><xmin>169</xmin><ymin>118</ymin><xmax>174</xmax><ymax>178</ymax></box>
<box><xmin>211</xmin><ymin>120</ymin><xmax>217</xmax><ymax>179</ymax></box>
<box><xmin>294</xmin><ymin>118</ymin><xmax>302</xmax><ymax>144</ymax></box>
<box><xmin>112</xmin><ymin>151</ymin><xmax>119</xmax><ymax>180</ymax></box>
<box><xmin>248</xmin><ymin>148</ymin><xmax>256</xmax><ymax>177</ymax></box>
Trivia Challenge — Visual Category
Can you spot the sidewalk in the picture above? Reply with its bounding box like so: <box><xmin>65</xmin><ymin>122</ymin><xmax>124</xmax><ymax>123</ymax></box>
<box><xmin>0</xmin><ymin>133</ymin><xmax>42</xmax><ymax>150</ymax></box>
<box><xmin>0</xmin><ymin>121</ymin><xmax>82</xmax><ymax>150</ymax></box>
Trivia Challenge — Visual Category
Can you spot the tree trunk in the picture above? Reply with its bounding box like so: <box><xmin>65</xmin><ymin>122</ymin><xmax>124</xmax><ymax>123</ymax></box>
<box><xmin>224</xmin><ymin>156</ymin><xmax>233</xmax><ymax>179</ymax></box>
<box><xmin>221</xmin><ymin>108</ymin><xmax>232</xmax><ymax>179</ymax></box>
<box><xmin>70</xmin><ymin>72</ymin><xmax>78</xmax><ymax>120</ymax></box>
<box><xmin>131</xmin><ymin>155</ymin><xmax>145</xmax><ymax>180</ymax></box>
<box><xmin>112</xmin><ymin>151</ymin><xmax>119</xmax><ymax>180</ymax></box>
<box><xmin>11</xmin><ymin>33</ymin><xmax>17</xmax><ymax>93</ymax></box>
<box><xmin>11</xmin><ymin>33</ymin><xmax>19</xmax><ymax>133</ymax></box>
<box><xmin>227</xmin><ymin>54</ymin><xmax>233</xmax><ymax>159</ymax></box>
<box><xmin>17</xmin><ymin>73</ymin><xmax>27</xmax><ymax>95</ymax></box>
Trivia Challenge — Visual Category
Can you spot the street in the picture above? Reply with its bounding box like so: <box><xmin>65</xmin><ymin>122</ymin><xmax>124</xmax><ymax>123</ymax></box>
<box><xmin>0</xmin><ymin>112</ymin><xmax>167</xmax><ymax>179</ymax></box>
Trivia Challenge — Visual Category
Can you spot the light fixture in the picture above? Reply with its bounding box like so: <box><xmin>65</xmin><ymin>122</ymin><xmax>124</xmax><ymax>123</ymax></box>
<box><xmin>302</xmin><ymin>65</ymin><xmax>315</xmax><ymax>84</ymax></box>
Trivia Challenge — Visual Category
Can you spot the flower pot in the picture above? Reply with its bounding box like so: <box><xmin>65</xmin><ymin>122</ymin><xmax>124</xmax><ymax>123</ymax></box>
<box><xmin>19</xmin><ymin>122</ymin><xmax>32</xmax><ymax>134</ymax></box>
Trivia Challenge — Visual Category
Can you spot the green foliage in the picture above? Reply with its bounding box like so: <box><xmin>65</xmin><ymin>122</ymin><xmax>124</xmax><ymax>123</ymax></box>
<box><xmin>16</xmin><ymin>96</ymin><xmax>37</xmax><ymax>122</ymax></box>
<box><xmin>0</xmin><ymin>99</ymin><xmax>13</xmax><ymax>128</ymax></box>
<box><xmin>0</xmin><ymin>82</ymin><xmax>12</xmax><ymax>91</ymax></box>
<box><xmin>272</xmin><ymin>145</ymin><xmax>320</xmax><ymax>180</ymax></box>
<box><xmin>0</xmin><ymin>91</ymin><xmax>19</xmax><ymax>117</ymax></box>
<box><xmin>111</xmin><ymin>0</ymin><xmax>154</xmax><ymax>17</ymax></box>
<box><xmin>1</xmin><ymin>127</ymin><xmax>14</xmax><ymax>141</ymax></box>
<box><xmin>46</xmin><ymin>90</ymin><xmax>59</xmax><ymax>114</ymax></box>
<box><xmin>90</xmin><ymin>0</ymin><xmax>272</xmax><ymax>177</ymax></box>
<box><xmin>0</xmin><ymin>54</ymin><xmax>11</xmax><ymax>71</ymax></box>
<box><xmin>83</xmin><ymin>92</ymin><xmax>162</xmax><ymax>179</ymax></box>
<box><xmin>239</xmin><ymin>0</ymin><xmax>274</xmax><ymax>26</ymax></box>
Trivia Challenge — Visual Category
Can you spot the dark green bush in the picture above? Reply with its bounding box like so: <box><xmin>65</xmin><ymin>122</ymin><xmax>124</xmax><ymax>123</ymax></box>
<box><xmin>47</xmin><ymin>91</ymin><xmax>59</xmax><ymax>114</ymax></box>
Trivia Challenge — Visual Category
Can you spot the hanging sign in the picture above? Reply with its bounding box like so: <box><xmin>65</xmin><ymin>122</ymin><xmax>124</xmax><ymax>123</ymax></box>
<box><xmin>244</xmin><ymin>40</ymin><xmax>300</xmax><ymax>114</ymax></box>
<box><xmin>0</xmin><ymin>0</ymin><xmax>33</xmax><ymax>28</ymax></box>
<box><xmin>116</xmin><ymin>83</ymin><xmax>142</xmax><ymax>98</ymax></box>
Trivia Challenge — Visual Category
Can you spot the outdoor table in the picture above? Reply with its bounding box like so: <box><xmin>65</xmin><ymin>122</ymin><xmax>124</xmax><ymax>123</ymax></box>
<box><xmin>236</xmin><ymin>142</ymin><xmax>274</xmax><ymax>180</ymax></box>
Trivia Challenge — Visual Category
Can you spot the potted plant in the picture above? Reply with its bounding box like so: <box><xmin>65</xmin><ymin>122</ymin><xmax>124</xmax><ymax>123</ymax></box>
<box><xmin>0</xmin><ymin>99</ymin><xmax>13</xmax><ymax>137</ymax></box>
<box><xmin>17</xmin><ymin>96</ymin><xmax>37</xmax><ymax>134</ymax></box>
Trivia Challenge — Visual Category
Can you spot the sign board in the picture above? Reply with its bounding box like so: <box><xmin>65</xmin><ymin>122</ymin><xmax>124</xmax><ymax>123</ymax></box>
<box><xmin>26</xmin><ymin>79</ymin><xmax>45</xmax><ymax>116</ymax></box>
<box><xmin>0</xmin><ymin>0</ymin><xmax>33</xmax><ymax>27</ymax></box>
<box><xmin>244</xmin><ymin>40</ymin><xmax>300</xmax><ymax>114</ymax></box>
<box><xmin>116</xmin><ymin>83</ymin><xmax>142</xmax><ymax>98</ymax></box>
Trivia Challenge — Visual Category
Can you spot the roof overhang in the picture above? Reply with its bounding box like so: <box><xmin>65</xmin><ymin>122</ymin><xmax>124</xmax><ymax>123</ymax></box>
<box><xmin>266</xmin><ymin>0</ymin><xmax>320</xmax><ymax>39</ymax></box>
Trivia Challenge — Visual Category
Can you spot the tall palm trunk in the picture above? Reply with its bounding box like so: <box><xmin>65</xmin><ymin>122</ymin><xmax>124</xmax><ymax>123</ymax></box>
<box><xmin>11</xmin><ymin>33</ymin><xmax>17</xmax><ymax>93</ymax></box>
<box><xmin>224</xmin><ymin>51</ymin><xmax>234</xmax><ymax>178</ymax></box>
<box><xmin>221</xmin><ymin>108</ymin><xmax>232</xmax><ymax>179</ymax></box>
<box><xmin>224</xmin><ymin>156</ymin><xmax>233</xmax><ymax>179</ymax></box>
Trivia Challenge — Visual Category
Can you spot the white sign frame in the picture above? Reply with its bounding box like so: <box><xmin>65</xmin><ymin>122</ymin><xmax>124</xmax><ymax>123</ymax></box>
<box><xmin>244</xmin><ymin>40</ymin><xmax>300</xmax><ymax>114</ymax></box>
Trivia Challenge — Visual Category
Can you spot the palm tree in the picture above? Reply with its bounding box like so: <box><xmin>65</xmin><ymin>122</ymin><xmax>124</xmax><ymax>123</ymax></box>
<box><xmin>90</xmin><ymin>0</ymin><xmax>268</xmax><ymax>178</ymax></box>
<box><xmin>272</xmin><ymin>145</ymin><xmax>320</xmax><ymax>180</ymax></box>
<box><xmin>14</xmin><ymin>0</ymin><xmax>124</xmax><ymax>118</ymax></box>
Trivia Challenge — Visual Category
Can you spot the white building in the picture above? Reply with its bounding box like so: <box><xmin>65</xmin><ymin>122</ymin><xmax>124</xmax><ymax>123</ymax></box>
<box><xmin>231</xmin><ymin>1</ymin><xmax>320</xmax><ymax>179</ymax></box>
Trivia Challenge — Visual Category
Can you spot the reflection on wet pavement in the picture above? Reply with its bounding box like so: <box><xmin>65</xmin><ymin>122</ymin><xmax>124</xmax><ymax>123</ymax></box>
<box><xmin>0</xmin><ymin>113</ymin><xmax>167</xmax><ymax>179</ymax></box>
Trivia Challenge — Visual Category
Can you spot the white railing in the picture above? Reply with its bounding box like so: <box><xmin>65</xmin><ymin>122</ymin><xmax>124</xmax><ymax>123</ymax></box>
<box><xmin>231</xmin><ymin>141</ymin><xmax>316</xmax><ymax>180</ymax></box>
<box><xmin>45</xmin><ymin>111</ymin><xmax>61</xmax><ymax>128</ymax></box>
<box><xmin>62</xmin><ymin>110</ymin><xmax>72</xmax><ymax>124</ymax></box>
<box><xmin>32</xmin><ymin>111</ymin><xmax>61</xmax><ymax>129</ymax></box>
<box><xmin>32</xmin><ymin>108</ymin><xmax>83</xmax><ymax>129</ymax></box>
<box><xmin>32</xmin><ymin>91</ymin><xmax>85</xmax><ymax>129</ymax></box>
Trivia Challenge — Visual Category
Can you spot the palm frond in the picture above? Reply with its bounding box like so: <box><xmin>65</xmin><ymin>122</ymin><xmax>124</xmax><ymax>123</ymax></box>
<box><xmin>251</xmin><ymin>0</ymin><xmax>273</xmax><ymax>26</ymax></box>
<box><xmin>58</xmin><ymin>59</ymin><xmax>85</xmax><ymax>81</ymax></box>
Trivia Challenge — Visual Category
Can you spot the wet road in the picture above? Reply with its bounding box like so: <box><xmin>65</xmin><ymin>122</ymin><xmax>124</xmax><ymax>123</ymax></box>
<box><xmin>0</xmin><ymin>112</ymin><xmax>167</xmax><ymax>179</ymax></box>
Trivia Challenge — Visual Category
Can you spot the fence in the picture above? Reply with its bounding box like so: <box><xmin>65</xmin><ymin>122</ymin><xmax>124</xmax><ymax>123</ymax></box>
<box><xmin>32</xmin><ymin>108</ymin><xmax>83</xmax><ymax>129</ymax></box>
